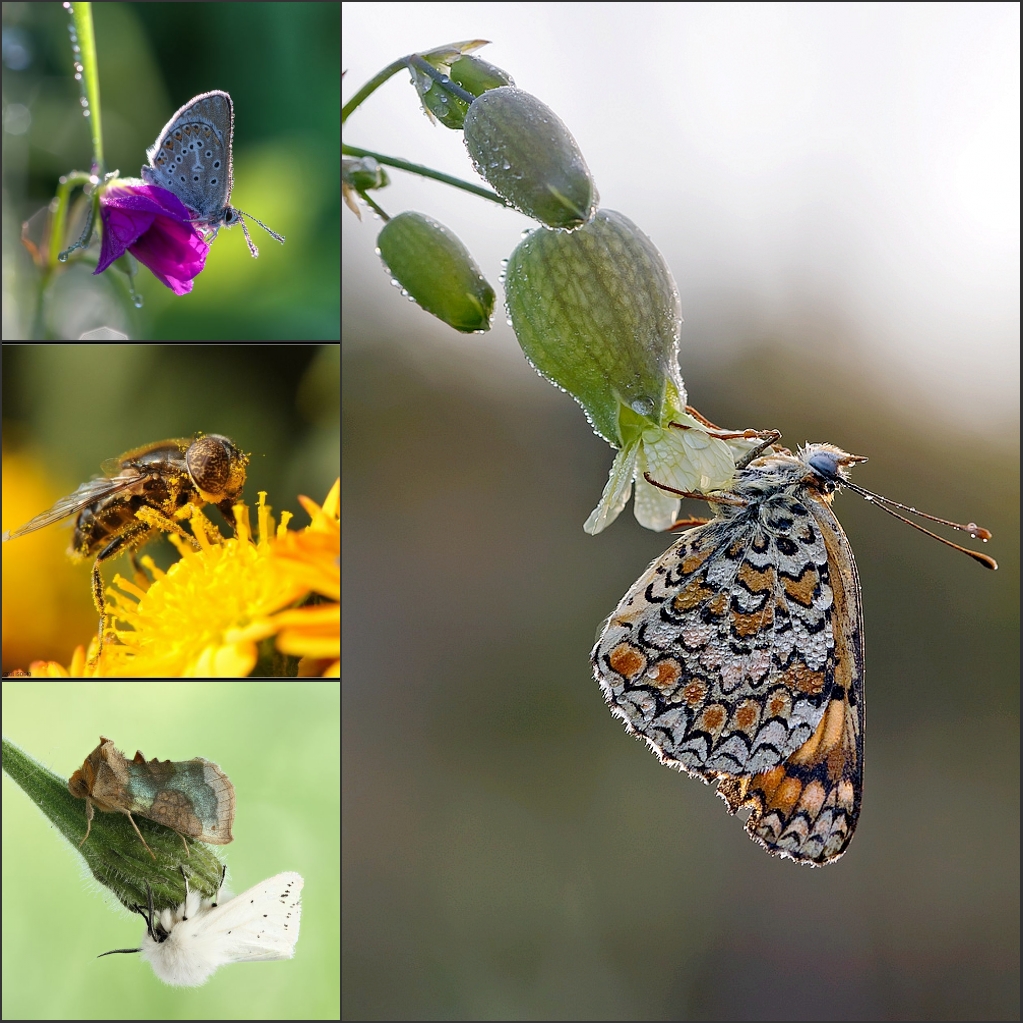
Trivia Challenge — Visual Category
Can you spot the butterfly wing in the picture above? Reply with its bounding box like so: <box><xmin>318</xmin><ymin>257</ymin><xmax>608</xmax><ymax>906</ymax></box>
<box><xmin>593</xmin><ymin>493</ymin><xmax>839</xmax><ymax>780</ymax></box>
<box><xmin>715</xmin><ymin>495</ymin><xmax>864</xmax><ymax>864</ymax></box>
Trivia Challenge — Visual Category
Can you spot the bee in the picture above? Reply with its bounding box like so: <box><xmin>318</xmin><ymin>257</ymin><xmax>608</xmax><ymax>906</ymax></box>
<box><xmin>3</xmin><ymin>434</ymin><xmax>248</xmax><ymax>651</ymax></box>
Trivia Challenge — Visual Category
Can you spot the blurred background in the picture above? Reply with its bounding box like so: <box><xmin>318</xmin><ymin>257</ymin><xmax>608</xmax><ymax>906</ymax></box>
<box><xmin>343</xmin><ymin>4</ymin><xmax>1019</xmax><ymax>1021</ymax></box>
<box><xmin>2</xmin><ymin>2</ymin><xmax>340</xmax><ymax>339</ymax></box>
<box><xmin>1</xmin><ymin>342</ymin><xmax>340</xmax><ymax>673</ymax></box>
<box><xmin>2</xmin><ymin>681</ymin><xmax>339</xmax><ymax>1019</ymax></box>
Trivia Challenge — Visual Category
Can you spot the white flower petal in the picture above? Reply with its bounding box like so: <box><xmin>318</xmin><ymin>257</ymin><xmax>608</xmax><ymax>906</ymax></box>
<box><xmin>679</xmin><ymin>429</ymin><xmax>736</xmax><ymax>491</ymax></box>
<box><xmin>642</xmin><ymin>426</ymin><xmax>701</xmax><ymax>493</ymax></box>
<box><xmin>634</xmin><ymin>444</ymin><xmax>682</xmax><ymax>531</ymax></box>
<box><xmin>584</xmin><ymin>442</ymin><xmax>639</xmax><ymax>535</ymax></box>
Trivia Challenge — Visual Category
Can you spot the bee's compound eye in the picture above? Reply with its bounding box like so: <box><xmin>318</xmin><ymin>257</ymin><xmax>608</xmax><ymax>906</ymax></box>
<box><xmin>185</xmin><ymin>436</ymin><xmax>232</xmax><ymax>495</ymax></box>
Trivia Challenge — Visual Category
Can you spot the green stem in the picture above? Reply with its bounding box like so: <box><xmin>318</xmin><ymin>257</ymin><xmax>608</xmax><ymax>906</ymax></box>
<box><xmin>359</xmin><ymin>191</ymin><xmax>390</xmax><ymax>221</ymax></box>
<box><xmin>342</xmin><ymin>144</ymin><xmax>511</xmax><ymax>208</ymax></box>
<box><xmin>342</xmin><ymin>56</ymin><xmax>409</xmax><ymax>124</ymax></box>
<box><xmin>407</xmin><ymin>54</ymin><xmax>477</xmax><ymax>106</ymax></box>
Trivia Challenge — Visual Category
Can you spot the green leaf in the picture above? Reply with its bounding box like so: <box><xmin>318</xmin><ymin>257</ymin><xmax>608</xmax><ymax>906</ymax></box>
<box><xmin>2</xmin><ymin>737</ymin><xmax>223</xmax><ymax>914</ymax></box>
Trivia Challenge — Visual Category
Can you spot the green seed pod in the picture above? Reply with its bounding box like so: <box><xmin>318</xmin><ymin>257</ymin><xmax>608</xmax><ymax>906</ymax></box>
<box><xmin>415</xmin><ymin>55</ymin><xmax>516</xmax><ymax>131</ymax></box>
<box><xmin>504</xmin><ymin>209</ymin><xmax>683</xmax><ymax>444</ymax></box>
<box><xmin>377</xmin><ymin>212</ymin><xmax>495</xmax><ymax>333</ymax></box>
<box><xmin>450</xmin><ymin>54</ymin><xmax>515</xmax><ymax>96</ymax></box>
<box><xmin>463</xmin><ymin>87</ymin><xmax>597</xmax><ymax>228</ymax></box>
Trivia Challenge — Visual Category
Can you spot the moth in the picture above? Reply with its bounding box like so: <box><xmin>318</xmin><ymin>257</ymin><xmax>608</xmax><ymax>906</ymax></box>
<box><xmin>100</xmin><ymin>869</ymin><xmax>303</xmax><ymax>987</ymax></box>
<box><xmin>68</xmin><ymin>736</ymin><xmax>235</xmax><ymax>859</ymax></box>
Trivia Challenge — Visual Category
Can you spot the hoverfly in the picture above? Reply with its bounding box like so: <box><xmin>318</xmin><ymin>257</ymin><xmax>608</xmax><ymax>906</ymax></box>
<box><xmin>3</xmin><ymin>434</ymin><xmax>248</xmax><ymax>652</ymax></box>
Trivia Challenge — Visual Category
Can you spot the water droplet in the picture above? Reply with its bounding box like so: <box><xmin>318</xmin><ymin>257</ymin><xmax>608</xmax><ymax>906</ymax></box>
<box><xmin>631</xmin><ymin>396</ymin><xmax>655</xmax><ymax>416</ymax></box>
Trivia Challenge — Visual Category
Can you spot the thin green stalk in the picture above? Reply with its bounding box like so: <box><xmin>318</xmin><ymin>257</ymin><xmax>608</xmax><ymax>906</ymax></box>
<box><xmin>343</xmin><ymin>56</ymin><xmax>409</xmax><ymax>124</ymax></box>
<box><xmin>342</xmin><ymin>144</ymin><xmax>511</xmax><ymax>208</ymax></box>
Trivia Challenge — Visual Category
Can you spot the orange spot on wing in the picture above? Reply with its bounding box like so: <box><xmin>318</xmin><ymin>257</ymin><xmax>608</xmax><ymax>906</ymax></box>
<box><xmin>681</xmin><ymin>680</ymin><xmax>708</xmax><ymax>705</ymax></box>
<box><xmin>737</xmin><ymin>561</ymin><xmax>775</xmax><ymax>593</ymax></box>
<box><xmin>647</xmin><ymin>659</ymin><xmax>681</xmax><ymax>689</ymax></box>
<box><xmin>681</xmin><ymin>547</ymin><xmax>714</xmax><ymax>574</ymax></box>
<box><xmin>781</xmin><ymin>565</ymin><xmax>821</xmax><ymax>607</ymax></box>
<box><xmin>731</xmin><ymin>607</ymin><xmax>772</xmax><ymax>637</ymax></box>
<box><xmin>608</xmin><ymin>643</ymin><xmax>646</xmax><ymax>680</ymax></box>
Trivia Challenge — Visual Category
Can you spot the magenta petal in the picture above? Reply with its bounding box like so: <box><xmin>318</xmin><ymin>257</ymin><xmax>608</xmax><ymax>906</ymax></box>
<box><xmin>130</xmin><ymin>217</ymin><xmax>209</xmax><ymax>294</ymax></box>
<box><xmin>94</xmin><ymin>182</ymin><xmax>209</xmax><ymax>294</ymax></box>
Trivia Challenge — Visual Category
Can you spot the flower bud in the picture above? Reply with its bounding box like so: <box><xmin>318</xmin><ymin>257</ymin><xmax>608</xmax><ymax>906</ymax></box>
<box><xmin>409</xmin><ymin>41</ymin><xmax>514</xmax><ymax>131</ymax></box>
<box><xmin>377</xmin><ymin>212</ymin><xmax>495</xmax><ymax>333</ymax></box>
<box><xmin>504</xmin><ymin>209</ymin><xmax>683</xmax><ymax>443</ymax></box>
<box><xmin>342</xmin><ymin>156</ymin><xmax>390</xmax><ymax>193</ymax></box>
<box><xmin>450</xmin><ymin>55</ymin><xmax>514</xmax><ymax>96</ymax></box>
<box><xmin>463</xmin><ymin>87</ymin><xmax>597</xmax><ymax>228</ymax></box>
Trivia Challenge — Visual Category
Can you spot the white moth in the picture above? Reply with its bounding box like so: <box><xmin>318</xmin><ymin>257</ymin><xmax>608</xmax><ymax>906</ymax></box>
<box><xmin>100</xmin><ymin>870</ymin><xmax>303</xmax><ymax>987</ymax></box>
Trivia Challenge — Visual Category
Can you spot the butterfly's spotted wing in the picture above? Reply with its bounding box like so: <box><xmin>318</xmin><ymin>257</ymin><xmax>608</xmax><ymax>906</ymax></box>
<box><xmin>592</xmin><ymin>444</ymin><xmax>864</xmax><ymax>865</ymax></box>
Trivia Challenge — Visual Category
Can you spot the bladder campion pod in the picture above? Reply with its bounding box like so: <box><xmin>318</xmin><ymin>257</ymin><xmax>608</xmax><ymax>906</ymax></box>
<box><xmin>68</xmin><ymin>737</ymin><xmax>236</xmax><ymax>859</ymax></box>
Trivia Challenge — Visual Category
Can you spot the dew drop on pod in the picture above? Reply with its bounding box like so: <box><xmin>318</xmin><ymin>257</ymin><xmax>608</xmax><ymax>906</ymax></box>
<box><xmin>463</xmin><ymin>87</ymin><xmax>598</xmax><ymax>229</ymax></box>
<box><xmin>377</xmin><ymin>211</ymin><xmax>495</xmax><ymax>333</ymax></box>
<box><xmin>504</xmin><ymin>209</ymin><xmax>683</xmax><ymax>444</ymax></box>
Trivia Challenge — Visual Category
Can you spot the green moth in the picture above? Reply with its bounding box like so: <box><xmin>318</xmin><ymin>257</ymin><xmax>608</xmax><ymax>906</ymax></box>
<box><xmin>69</xmin><ymin>736</ymin><xmax>235</xmax><ymax>859</ymax></box>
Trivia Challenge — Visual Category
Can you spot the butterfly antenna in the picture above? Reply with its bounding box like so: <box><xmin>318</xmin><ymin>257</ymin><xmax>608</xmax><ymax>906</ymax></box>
<box><xmin>843</xmin><ymin>479</ymin><xmax>997</xmax><ymax>570</ymax></box>
<box><xmin>236</xmin><ymin>207</ymin><xmax>285</xmax><ymax>246</ymax></box>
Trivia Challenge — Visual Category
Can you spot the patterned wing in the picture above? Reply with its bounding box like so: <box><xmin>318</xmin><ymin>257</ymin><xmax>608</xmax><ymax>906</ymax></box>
<box><xmin>592</xmin><ymin>493</ymin><xmax>838</xmax><ymax>780</ymax></box>
<box><xmin>715</xmin><ymin>496</ymin><xmax>864</xmax><ymax>864</ymax></box>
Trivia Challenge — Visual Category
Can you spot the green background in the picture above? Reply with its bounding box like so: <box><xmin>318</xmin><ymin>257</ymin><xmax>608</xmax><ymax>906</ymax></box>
<box><xmin>2</xmin><ymin>681</ymin><xmax>339</xmax><ymax>1020</ymax></box>
<box><xmin>2</xmin><ymin>2</ymin><xmax>340</xmax><ymax>340</ymax></box>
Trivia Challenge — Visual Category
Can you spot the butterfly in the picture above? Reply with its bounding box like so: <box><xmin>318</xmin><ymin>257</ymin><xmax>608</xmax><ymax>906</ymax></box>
<box><xmin>592</xmin><ymin>441</ymin><xmax>995</xmax><ymax>865</ymax></box>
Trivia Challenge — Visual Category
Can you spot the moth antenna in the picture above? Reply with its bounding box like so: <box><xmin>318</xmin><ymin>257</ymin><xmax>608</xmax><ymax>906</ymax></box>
<box><xmin>99</xmin><ymin>887</ymin><xmax>156</xmax><ymax>958</ymax></box>
<box><xmin>843</xmin><ymin>480</ymin><xmax>997</xmax><ymax>570</ymax></box>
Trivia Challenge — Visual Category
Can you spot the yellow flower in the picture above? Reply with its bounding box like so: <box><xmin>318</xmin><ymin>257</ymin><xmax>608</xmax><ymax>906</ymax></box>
<box><xmin>11</xmin><ymin>480</ymin><xmax>340</xmax><ymax>678</ymax></box>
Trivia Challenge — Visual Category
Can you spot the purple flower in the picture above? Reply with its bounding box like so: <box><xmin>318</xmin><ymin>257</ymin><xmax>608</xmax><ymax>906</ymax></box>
<box><xmin>94</xmin><ymin>181</ymin><xmax>209</xmax><ymax>295</ymax></box>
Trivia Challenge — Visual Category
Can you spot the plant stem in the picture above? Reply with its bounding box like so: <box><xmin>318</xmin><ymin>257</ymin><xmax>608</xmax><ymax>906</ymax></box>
<box><xmin>343</xmin><ymin>57</ymin><xmax>410</xmax><ymax>124</ymax></box>
<box><xmin>342</xmin><ymin>144</ymin><xmax>512</xmax><ymax>208</ymax></box>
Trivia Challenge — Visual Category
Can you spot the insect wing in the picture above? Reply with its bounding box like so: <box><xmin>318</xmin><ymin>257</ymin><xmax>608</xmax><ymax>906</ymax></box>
<box><xmin>593</xmin><ymin>506</ymin><xmax>837</xmax><ymax>779</ymax></box>
<box><xmin>592</xmin><ymin>446</ymin><xmax>865</xmax><ymax>866</ymax></box>
<box><xmin>1</xmin><ymin>472</ymin><xmax>144</xmax><ymax>542</ymax></box>
<box><xmin>714</xmin><ymin>493</ymin><xmax>864</xmax><ymax>864</ymax></box>
<box><xmin>127</xmin><ymin>752</ymin><xmax>236</xmax><ymax>844</ymax></box>
<box><xmin>197</xmin><ymin>872</ymin><xmax>304</xmax><ymax>962</ymax></box>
